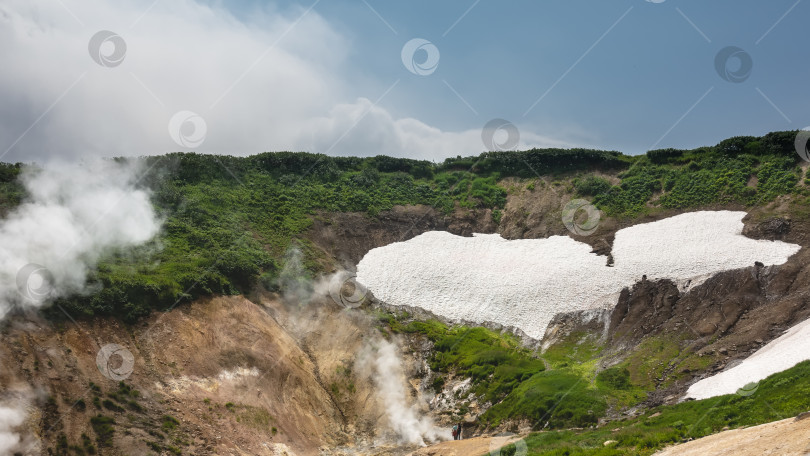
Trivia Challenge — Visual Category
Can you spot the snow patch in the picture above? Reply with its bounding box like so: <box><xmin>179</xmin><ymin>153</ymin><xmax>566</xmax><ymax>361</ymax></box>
<box><xmin>686</xmin><ymin>317</ymin><xmax>810</xmax><ymax>400</ymax></box>
<box><xmin>357</xmin><ymin>211</ymin><xmax>799</xmax><ymax>340</ymax></box>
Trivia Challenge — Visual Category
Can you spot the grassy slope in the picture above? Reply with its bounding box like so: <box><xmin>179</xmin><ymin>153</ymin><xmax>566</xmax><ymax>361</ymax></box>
<box><xmin>14</xmin><ymin>130</ymin><xmax>797</xmax><ymax>322</ymax></box>
<box><xmin>382</xmin><ymin>314</ymin><xmax>712</xmax><ymax>432</ymax></box>
<box><xmin>382</xmin><ymin>314</ymin><xmax>810</xmax><ymax>456</ymax></box>
<box><xmin>516</xmin><ymin>361</ymin><xmax>810</xmax><ymax>455</ymax></box>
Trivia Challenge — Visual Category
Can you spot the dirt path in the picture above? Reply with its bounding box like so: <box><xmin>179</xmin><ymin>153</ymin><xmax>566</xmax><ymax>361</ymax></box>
<box><xmin>654</xmin><ymin>415</ymin><xmax>810</xmax><ymax>455</ymax></box>
<box><xmin>408</xmin><ymin>434</ymin><xmax>526</xmax><ymax>456</ymax></box>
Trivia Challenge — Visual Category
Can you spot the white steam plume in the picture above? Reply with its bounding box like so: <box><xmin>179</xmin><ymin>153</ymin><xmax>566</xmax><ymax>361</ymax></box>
<box><xmin>0</xmin><ymin>159</ymin><xmax>160</xmax><ymax>317</ymax></box>
<box><xmin>358</xmin><ymin>337</ymin><xmax>450</xmax><ymax>446</ymax></box>
<box><xmin>0</xmin><ymin>159</ymin><xmax>160</xmax><ymax>449</ymax></box>
<box><xmin>0</xmin><ymin>405</ymin><xmax>25</xmax><ymax>454</ymax></box>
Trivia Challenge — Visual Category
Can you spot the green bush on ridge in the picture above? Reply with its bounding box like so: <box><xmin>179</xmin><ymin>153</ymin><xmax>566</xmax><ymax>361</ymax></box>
<box><xmin>0</xmin><ymin>130</ymin><xmax>793</xmax><ymax>322</ymax></box>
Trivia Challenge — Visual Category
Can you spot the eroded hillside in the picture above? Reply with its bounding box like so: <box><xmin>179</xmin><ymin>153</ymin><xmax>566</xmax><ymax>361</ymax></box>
<box><xmin>2</xmin><ymin>294</ymin><xmax>454</xmax><ymax>455</ymax></box>
<box><xmin>1</xmin><ymin>132</ymin><xmax>810</xmax><ymax>455</ymax></box>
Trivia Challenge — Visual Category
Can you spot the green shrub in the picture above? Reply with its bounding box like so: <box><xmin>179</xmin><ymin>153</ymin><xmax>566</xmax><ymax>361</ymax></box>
<box><xmin>575</xmin><ymin>175</ymin><xmax>612</xmax><ymax>196</ymax></box>
<box><xmin>596</xmin><ymin>366</ymin><xmax>632</xmax><ymax>390</ymax></box>
<box><xmin>90</xmin><ymin>415</ymin><xmax>115</xmax><ymax>447</ymax></box>
<box><xmin>407</xmin><ymin>322</ymin><xmax>545</xmax><ymax>403</ymax></box>
<box><xmin>482</xmin><ymin>370</ymin><xmax>606</xmax><ymax>429</ymax></box>
<box><xmin>161</xmin><ymin>415</ymin><xmax>179</xmax><ymax>432</ymax></box>
<box><xmin>647</xmin><ymin>148</ymin><xmax>685</xmax><ymax>164</ymax></box>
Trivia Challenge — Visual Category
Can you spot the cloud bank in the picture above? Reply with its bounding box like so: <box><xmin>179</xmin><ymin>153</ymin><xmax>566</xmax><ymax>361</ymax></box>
<box><xmin>0</xmin><ymin>0</ymin><xmax>575</xmax><ymax>162</ymax></box>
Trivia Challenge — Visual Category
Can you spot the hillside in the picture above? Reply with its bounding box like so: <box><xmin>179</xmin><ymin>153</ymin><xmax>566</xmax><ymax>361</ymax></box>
<box><xmin>1</xmin><ymin>130</ymin><xmax>810</xmax><ymax>455</ymax></box>
<box><xmin>0</xmin><ymin>131</ymin><xmax>797</xmax><ymax>325</ymax></box>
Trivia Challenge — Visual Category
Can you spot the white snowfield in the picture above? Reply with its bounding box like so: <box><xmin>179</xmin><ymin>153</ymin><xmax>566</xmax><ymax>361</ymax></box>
<box><xmin>686</xmin><ymin>318</ymin><xmax>810</xmax><ymax>400</ymax></box>
<box><xmin>356</xmin><ymin>211</ymin><xmax>800</xmax><ymax>340</ymax></box>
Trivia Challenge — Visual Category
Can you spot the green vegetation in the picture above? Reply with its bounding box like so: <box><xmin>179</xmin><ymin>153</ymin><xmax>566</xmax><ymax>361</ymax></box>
<box><xmin>587</xmin><ymin>132</ymin><xmax>803</xmax><ymax>216</ymax></box>
<box><xmin>483</xmin><ymin>370</ymin><xmax>606</xmax><ymax>429</ymax></box>
<box><xmin>574</xmin><ymin>175</ymin><xmax>612</xmax><ymax>196</ymax></box>
<box><xmin>106</xmin><ymin>381</ymin><xmax>143</xmax><ymax>412</ymax></box>
<box><xmin>384</xmin><ymin>316</ymin><xmax>642</xmax><ymax>430</ymax></box>
<box><xmin>90</xmin><ymin>415</ymin><xmax>116</xmax><ymax>447</ymax></box>
<box><xmin>330</xmin><ymin>364</ymin><xmax>357</xmax><ymax>401</ymax></box>
<box><xmin>101</xmin><ymin>398</ymin><xmax>124</xmax><ymax>412</ymax></box>
<box><xmin>521</xmin><ymin>360</ymin><xmax>810</xmax><ymax>455</ymax></box>
<box><xmin>0</xmin><ymin>162</ymin><xmax>23</xmax><ymax>215</ymax></box>
<box><xmin>161</xmin><ymin>414</ymin><xmax>180</xmax><ymax>432</ymax></box>
<box><xmin>380</xmin><ymin>314</ymin><xmax>761</xmax><ymax>438</ymax></box>
<box><xmin>57</xmin><ymin>432</ymin><xmax>99</xmax><ymax>456</ymax></box>
<box><xmin>386</xmin><ymin>317</ymin><xmax>545</xmax><ymax>403</ymax></box>
<box><xmin>0</xmin><ymin>131</ymin><xmax>781</xmax><ymax>323</ymax></box>
<box><xmin>147</xmin><ymin>440</ymin><xmax>181</xmax><ymax>456</ymax></box>
<box><xmin>80</xmin><ymin>433</ymin><xmax>96</xmax><ymax>455</ymax></box>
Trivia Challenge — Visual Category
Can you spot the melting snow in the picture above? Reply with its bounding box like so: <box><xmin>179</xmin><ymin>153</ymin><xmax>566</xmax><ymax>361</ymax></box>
<box><xmin>357</xmin><ymin>211</ymin><xmax>800</xmax><ymax>340</ymax></box>
<box><xmin>686</xmin><ymin>318</ymin><xmax>810</xmax><ymax>400</ymax></box>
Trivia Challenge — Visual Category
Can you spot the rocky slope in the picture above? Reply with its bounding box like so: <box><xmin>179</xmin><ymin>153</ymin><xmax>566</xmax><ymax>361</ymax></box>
<box><xmin>4</xmin><ymin>162</ymin><xmax>810</xmax><ymax>454</ymax></box>
<box><xmin>0</xmin><ymin>294</ymin><xmax>438</xmax><ymax>455</ymax></box>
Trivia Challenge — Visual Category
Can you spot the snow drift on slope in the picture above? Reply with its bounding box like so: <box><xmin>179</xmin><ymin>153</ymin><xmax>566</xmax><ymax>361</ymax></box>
<box><xmin>686</xmin><ymin>317</ymin><xmax>810</xmax><ymax>400</ymax></box>
<box><xmin>356</xmin><ymin>211</ymin><xmax>800</xmax><ymax>340</ymax></box>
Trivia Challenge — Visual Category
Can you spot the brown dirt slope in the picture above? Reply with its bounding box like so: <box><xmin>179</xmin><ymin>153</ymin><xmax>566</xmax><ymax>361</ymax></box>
<box><xmin>408</xmin><ymin>434</ymin><xmax>526</xmax><ymax>456</ymax></box>
<box><xmin>654</xmin><ymin>415</ymin><xmax>810</xmax><ymax>455</ymax></box>
<box><xmin>0</xmin><ymin>295</ymin><xmax>391</xmax><ymax>455</ymax></box>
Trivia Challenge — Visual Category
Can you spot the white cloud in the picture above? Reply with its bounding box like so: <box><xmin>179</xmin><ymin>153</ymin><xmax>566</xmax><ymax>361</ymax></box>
<box><xmin>299</xmin><ymin>97</ymin><xmax>576</xmax><ymax>160</ymax></box>
<box><xmin>0</xmin><ymin>0</ymin><xmax>577</xmax><ymax>162</ymax></box>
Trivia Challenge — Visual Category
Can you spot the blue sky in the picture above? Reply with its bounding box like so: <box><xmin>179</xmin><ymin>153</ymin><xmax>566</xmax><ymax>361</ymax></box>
<box><xmin>0</xmin><ymin>0</ymin><xmax>807</xmax><ymax>160</ymax></box>
<box><xmin>308</xmin><ymin>0</ymin><xmax>808</xmax><ymax>153</ymax></box>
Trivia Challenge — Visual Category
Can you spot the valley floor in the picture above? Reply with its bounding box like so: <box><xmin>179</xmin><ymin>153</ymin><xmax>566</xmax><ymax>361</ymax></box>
<box><xmin>408</xmin><ymin>434</ymin><xmax>526</xmax><ymax>456</ymax></box>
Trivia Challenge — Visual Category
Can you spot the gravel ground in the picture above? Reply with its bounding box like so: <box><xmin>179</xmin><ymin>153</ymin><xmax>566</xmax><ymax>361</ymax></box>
<box><xmin>654</xmin><ymin>415</ymin><xmax>810</xmax><ymax>456</ymax></box>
